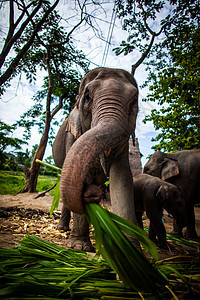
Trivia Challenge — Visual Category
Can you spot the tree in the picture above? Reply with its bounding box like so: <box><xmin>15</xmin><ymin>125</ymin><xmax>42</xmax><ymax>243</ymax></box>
<box><xmin>0</xmin><ymin>121</ymin><xmax>27</xmax><ymax>169</ymax></box>
<box><xmin>0</xmin><ymin>0</ymin><xmax>59</xmax><ymax>95</ymax></box>
<box><xmin>114</xmin><ymin>0</ymin><xmax>170</xmax><ymax>75</ymax></box>
<box><xmin>114</xmin><ymin>0</ymin><xmax>200</xmax><ymax>152</ymax></box>
<box><xmin>143</xmin><ymin>1</ymin><xmax>200</xmax><ymax>151</ymax></box>
<box><xmin>1</xmin><ymin>0</ymin><xmax>113</xmax><ymax>193</ymax></box>
<box><xmin>13</xmin><ymin>8</ymin><xmax>89</xmax><ymax>192</ymax></box>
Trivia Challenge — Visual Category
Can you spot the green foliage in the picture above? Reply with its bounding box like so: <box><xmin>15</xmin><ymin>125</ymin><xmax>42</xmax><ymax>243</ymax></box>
<box><xmin>0</xmin><ymin>171</ymin><xmax>57</xmax><ymax>195</ymax></box>
<box><xmin>0</xmin><ymin>172</ymin><xmax>25</xmax><ymax>195</ymax></box>
<box><xmin>14</xmin><ymin>9</ymin><xmax>89</xmax><ymax>142</ymax></box>
<box><xmin>86</xmin><ymin>203</ymin><xmax>167</xmax><ymax>293</ymax></box>
<box><xmin>115</xmin><ymin>0</ymin><xmax>200</xmax><ymax>152</ymax></box>
<box><xmin>0</xmin><ymin>121</ymin><xmax>27</xmax><ymax>169</ymax></box>
<box><xmin>114</xmin><ymin>0</ymin><xmax>167</xmax><ymax>59</ymax></box>
<box><xmin>36</xmin><ymin>175</ymin><xmax>57</xmax><ymax>194</ymax></box>
<box><xmin>143</xmin><ymin>7</ymin><xmax>200</xmax><ymax>151</ymax></box>
<box><xmin>1</xmin><ymin>231</ymin><xmax>199</xmax><ymax>298</ymax></box>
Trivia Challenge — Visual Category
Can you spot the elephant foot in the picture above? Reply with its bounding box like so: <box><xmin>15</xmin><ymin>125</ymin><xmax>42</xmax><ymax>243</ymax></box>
<box><xmin>169</xmin><ymin>230</ymin><xmax>183</xmax><ymax>237</ymax></box>
<box><xmin>57</xmin><ymin>223</ymin><xmax>70</xmax><ymax>232</ymax></box>
<box><xmin>157</xmin><ymin>241</ymin><xmax>169</xmax><ymax>250</ymax></box>
<box><xmin>184</xmin><ymin>230</ymin><xmax>199</xmax><ymax>241</ymax></box>
<box><xmin>66</xmin><ymin>236</ymin><xmax>95</xmax><ymax>252</ymax></box>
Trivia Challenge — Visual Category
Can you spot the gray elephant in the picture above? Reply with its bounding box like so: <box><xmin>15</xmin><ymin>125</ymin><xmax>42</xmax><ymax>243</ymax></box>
<box><xmin>133</xmin><ymin>174</ymin><xmax>186</xmax><ymax>249</ymax></box>
<box><xmin>53</xmin><ymin>67</ymin><xmax>138</xmax><ymax>251</ymax></box>
<box><xmin>53</xmin><ymin>107</ymin><xmax>106</xmax><ymax>251</ymax></box>
<box><xmin>143</xmin><ymin>150</ymin><xmax>200</xmax><ymax>239</ymax></box>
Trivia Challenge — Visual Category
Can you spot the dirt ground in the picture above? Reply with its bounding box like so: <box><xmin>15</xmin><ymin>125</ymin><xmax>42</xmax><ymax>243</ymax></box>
<box><xmin>0</xmin><ymin>193</ymin><xmax>200</xmax><ymax>260</ymax></box>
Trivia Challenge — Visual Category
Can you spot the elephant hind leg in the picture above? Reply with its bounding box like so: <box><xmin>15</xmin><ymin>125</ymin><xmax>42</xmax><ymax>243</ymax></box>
<box><xmin>135</xmin><ymin>210</ymin><xmax>144</xmax><ymax>229</ymax></box>
<box><xmin>184</xmin><ymin>205</ymin><xmax>199</xmax><ymax>240</ymax></box>
<box><xmin>148</xmin><ymin>222</ymin><xmax>157</xmax><ymax>245</ymax></box>
<box><xmin>170</xmin><ymin>219</ymin><xmax>183</xmax><ymax>237</ymax></box>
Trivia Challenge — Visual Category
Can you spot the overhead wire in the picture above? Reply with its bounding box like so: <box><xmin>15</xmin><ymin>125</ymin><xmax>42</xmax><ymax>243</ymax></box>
<box><xmin>101</xmin><ymin>3</ymin><xmax>117</xmax><ymax>67</ymax></box>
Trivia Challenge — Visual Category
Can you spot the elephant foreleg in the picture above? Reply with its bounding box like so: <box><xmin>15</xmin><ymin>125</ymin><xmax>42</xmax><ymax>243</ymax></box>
<box><xmin>147</xmin><ymin>210</ymin><xmax>168</xmax><ymax>249</ymax></box>
<box><xmin>109</xmin><ymin>144</ymin><xmax>140</xmax><ymax>249</ymax></box>
<box><xmin>109</xmin><ymin>145</ymin><xmax>136</xmax><ymax>223</ymax></box>
<box><xmin>57</xmin><ymin>205</ymin><xmax>71</xmax><ymax>231</ymax></box>
<box><xmin>66</xmin><ymin>213</ymin><xmax>94</xmax><ymax>252</ymax></box>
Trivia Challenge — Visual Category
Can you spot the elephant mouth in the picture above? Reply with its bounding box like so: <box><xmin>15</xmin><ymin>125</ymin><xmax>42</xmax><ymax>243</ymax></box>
<box><xmin>60</xmin><ymin>121</ymin><xmax>129</xmax><ymax>214</ymax></box>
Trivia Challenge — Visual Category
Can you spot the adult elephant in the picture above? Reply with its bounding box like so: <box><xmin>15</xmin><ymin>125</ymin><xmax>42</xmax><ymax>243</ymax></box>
<box><xmin>53</xmin><ymin>67</ymin><xmax>139</xmax><ymax>251</ymax></box>
<box><xmin>133</xmin><ymin>174</ymin><xmax>186</xmax><ymax>249</ymax></box>
<box><xmin>143</xmin><ymin>150</ymin><xmax>200</xmax><ymax>239</ymax></box>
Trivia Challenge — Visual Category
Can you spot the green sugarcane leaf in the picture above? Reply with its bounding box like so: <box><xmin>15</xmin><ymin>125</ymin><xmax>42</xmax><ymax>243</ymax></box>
<box><xmin>50</xmin><ymin>176</ymin><xmax>61</xmax><ymax>217</ymax></box>
<box><xmin>85</xmin><ymin>204</ymin><xmax>167</xmax><ymax>293</ymax></box>
<box><xmin>107</xmin><ymin>210</ymin><xmax>159</xmax><ymax>260</ymax></box>
<box><xmin>158</xmin><ymin>265</ymin><xmax>191</xmax><ymax>289</ymax></box>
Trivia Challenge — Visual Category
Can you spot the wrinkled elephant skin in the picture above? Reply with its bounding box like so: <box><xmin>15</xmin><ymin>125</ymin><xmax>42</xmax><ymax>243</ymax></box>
<box><xmin>53</xmin><ymin>68</ymin><xmax>139</xmax><ymax>251</ymax></box>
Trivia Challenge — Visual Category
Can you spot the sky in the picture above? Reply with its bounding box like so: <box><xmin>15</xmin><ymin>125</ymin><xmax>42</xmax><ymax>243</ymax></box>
<box><xmin>0</xmin><ymin>0</ymin><xmax>164</xmax><ymax>167</ymax></box>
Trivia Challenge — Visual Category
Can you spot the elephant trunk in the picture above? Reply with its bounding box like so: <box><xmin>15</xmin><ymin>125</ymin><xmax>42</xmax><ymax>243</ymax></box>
<box><xmin>60</xmin><ymin>121</ymin><xmax>129</xmax><ymax>214</ymax></box>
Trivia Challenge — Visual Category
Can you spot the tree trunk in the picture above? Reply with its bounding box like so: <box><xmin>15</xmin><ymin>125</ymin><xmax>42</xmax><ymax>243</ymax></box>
<box><xmin>23</xmin><ymin>121</ymin><xmax>51</xmax><ymax>193</ymax></box>
<box><xmin>21</xmin><ymin>47</ymin><xmax>53</xmax><ymax>193</ymax></box>
<box><xmin>23</xmin><ymin>137</ymin><xmax>48</xmax><ymax>192</ymax></box>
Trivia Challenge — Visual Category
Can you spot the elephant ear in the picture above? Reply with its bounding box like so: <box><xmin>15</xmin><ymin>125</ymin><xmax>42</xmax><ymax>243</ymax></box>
<box><xmin>156</xmin><ymin>185</ymin><xmax>167</xmax><ymax>204</ymax></box>
<box><xmin>161</xmin><ymin>157</ymin><xmax>179</xmax><ymax>181</ymax></box>
<box><xmin>66</xmin><ymin>106</ymin><xmax>82</xmax><ymax>139</ymax></box>
<box><xmin>52</xmin><ymin>107</ymin><xmax>82</xmax><ymax>168</ymax></box>
<box><xmin>52</xmin><ymin>118</ymin><xmax>69</xmax><ymax>168</ymax></box>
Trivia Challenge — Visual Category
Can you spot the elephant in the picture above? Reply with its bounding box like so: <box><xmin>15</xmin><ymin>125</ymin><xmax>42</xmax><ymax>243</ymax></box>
<box><xmin>53</xmin><ymin>67</ymin><xmax>139</xmax><ymax>251</ymax></box>
<box><xmin>53</xmin><ymin>106</ymin><xmax>106</xmax><ymax>251</ymax></box>
<box><xmin>133</xmin><ymin>174</ymin><xmax>187</xmax><ymax>249</ymax></box>
<box><xmin>143</xmin><ymin>150</ymin><xmax>200</xmax><ymax>239</ymax></box>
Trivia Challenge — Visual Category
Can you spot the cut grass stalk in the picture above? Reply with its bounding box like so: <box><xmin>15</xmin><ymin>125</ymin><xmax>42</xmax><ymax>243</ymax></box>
<box><xmin>1</xmin><ymin>235</ymin><xmax>200</xmax><ymax>299</ymax></box>
<box><xmin>85</xmin><ymin>203</ymin><xmax>167</xmax><ymax>293</ymax></box>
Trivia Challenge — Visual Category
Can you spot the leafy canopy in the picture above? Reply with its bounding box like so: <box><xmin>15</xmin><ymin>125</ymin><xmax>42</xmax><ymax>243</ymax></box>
<box><xmin>14</xmin><ymin>9</ymin><xmax>89</xmax><ymax>143</ymax></box>
<box><xmin>114</xmin><ymin>0</ymin><xmax>200</xmax><ymax>152</ymax></box>
<box><xmin>143</xmin><ymin>1</ymin><xmax>200</xmax><ymax>152</ymax></box>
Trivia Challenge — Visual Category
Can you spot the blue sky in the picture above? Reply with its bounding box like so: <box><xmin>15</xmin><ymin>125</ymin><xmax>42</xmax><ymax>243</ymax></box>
<box><xmin>0</xmin><ymin>0</ymin><xmax>163</xmax><ymax>167</ymax></box>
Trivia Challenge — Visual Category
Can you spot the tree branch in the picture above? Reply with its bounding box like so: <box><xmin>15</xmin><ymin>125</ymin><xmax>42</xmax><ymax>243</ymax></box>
<box><xmin>0</xmin><ymin>0</ymin><xmax>43</xmax><ymax>69</ymax></box>
<box><xmin>51</xmin><ymin>96</ymin><xmax>63</xmax><ymax>119</ymax></box>
<box><xmin>131</xmin><ymin>0</ymin><xmax>167</xmax><ymax>75</ymax></box>
<box><xmin>131</xmin><ymin>33</ymin><xmax>155</xmax><ymax>75</ymax></box>
<box><xmin>0</xmin><ymin>0</ymin><xmax>59</xmax><ymax>86</ymax></box>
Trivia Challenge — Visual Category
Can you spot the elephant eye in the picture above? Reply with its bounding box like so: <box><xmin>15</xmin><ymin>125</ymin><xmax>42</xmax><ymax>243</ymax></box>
<box><xmin>84</xmin><ymin>88</ymin><xmax>92</xmax><ymax>111</ymax></box>
<box><xmin>129</xmin><ymin>98</ymin><xmax>137</xmax><ymax>114</ymax></box>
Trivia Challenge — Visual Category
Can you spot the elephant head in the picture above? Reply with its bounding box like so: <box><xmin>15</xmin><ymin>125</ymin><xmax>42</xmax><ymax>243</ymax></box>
<box><xmin>60</xmin><ymin>68</ymin><xmax>138</xmax><ymax>214</ymax></box>
<box><xmin>144</xmin><ymin>151</ymin><xmax>179</xmax><ymax>181</ymax></box>
<box><xmin>156</xmin><ymin>184</ymin><xmax>186</xmax><ymax>229</ymax></box>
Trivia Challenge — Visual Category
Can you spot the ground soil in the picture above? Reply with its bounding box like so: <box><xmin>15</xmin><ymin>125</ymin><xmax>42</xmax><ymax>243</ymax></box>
<box><xmin>0</xmin><ymin>193</ymin><xmax>199</xmax><ymax>260</ymax></box>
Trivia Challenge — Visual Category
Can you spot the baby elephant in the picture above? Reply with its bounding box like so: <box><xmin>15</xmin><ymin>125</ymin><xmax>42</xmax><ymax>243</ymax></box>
<box><xmin>133</xmin><ymin>174</ymin><xmax>186</xmax><ymax>249</ymax></box>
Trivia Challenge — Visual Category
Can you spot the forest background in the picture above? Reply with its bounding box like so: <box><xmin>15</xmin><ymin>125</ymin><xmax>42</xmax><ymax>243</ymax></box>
<box><xmin>0</xmin><ymin>0</ymin><xmax>199</xmax><ymax>192</ymax></box>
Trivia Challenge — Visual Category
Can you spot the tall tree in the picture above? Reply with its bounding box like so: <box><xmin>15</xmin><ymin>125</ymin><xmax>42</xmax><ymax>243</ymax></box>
<box><xmin>114</xmin><ymin>0</ymin><xmax>199</xmax><ymax>152</ymax></box>
<box><xmin>0</xmin><ymin>0</ymin><xmax>59</xmax><ymax>95</ymax></box>
<box><xmin>143</xmin><ymin>4</ymin><xmax>200</xmax><ymax>151</ymax></box>
<box><xmin>14</xmin><ymin>9</ymin><xmax>88</xmax><ymax>193</ymax></box>
<box><xmin>114</xmin><ymin>0</ymin><xmax>169</xmax><ymax>75</ymax></box>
